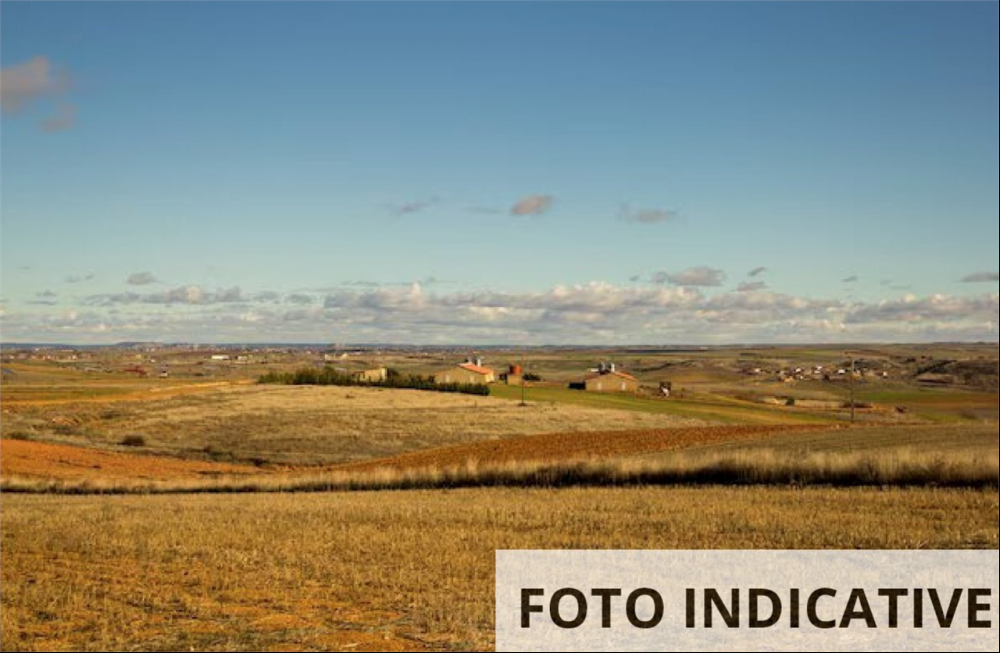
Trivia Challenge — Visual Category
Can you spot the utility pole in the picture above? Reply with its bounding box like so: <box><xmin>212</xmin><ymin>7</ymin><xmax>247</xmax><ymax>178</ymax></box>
<box><xmin>848</xmin><ymin>351</ymin><xmax>857</xmax><ymax>424</ymax></box>
<box><xmin>520</xmin><ymin>352</ymin><xmax>528</xmax><ymax>407</ymax></box>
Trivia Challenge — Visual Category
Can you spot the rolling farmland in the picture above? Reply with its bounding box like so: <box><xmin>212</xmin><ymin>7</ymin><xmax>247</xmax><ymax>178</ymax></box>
<box><xmin>1</xmin><ymin>345</ymin><xmax>996</xmax><ymax>651</ymax></box>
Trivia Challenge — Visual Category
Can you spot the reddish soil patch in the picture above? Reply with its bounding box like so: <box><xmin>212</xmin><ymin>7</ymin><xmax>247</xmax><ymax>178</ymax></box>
<box><xmin>0</xmin><ymin>439</ymin><xmax>264</xmax><ymax>481</ymax></box>
<box><xmin>335</xmin><ymin>424</ymin><xmax>835</xmax><ymax>473</ymax></box>
<box><xmin>2</xmin><ymin>425</ymin><xmax>837</xmax><ymax>483</ymax></box>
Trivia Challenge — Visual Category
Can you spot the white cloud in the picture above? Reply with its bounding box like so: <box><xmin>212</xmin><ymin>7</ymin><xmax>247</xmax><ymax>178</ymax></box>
<box><xmin>393</xmin><ymin>197</ymin><xmax>440</xmax><ymax>216</ymax></box>
<box><xmin>40</xmin><ymin>103</ymin><xmax>76</xmax><ymax>133</ymax></box>
<box><xmin>511</xmin><ymin>195</ymin><xmax>554</xmax><ymax>217</ymax></box>
<box><xmin>127</xmin><ymin>272</ymin><xmax>159</xmax><ymax>286</ymax></box>
<box><xmin>655</xmin><ymin>267</ymin><xmax>728</xmax><ymax>288</ymax></box>
<box><xmin>845</xmin><ymin>293</ymin><xmax>999</xmax><ymax>325</ymax></box>
<box><xmin>0</xmin><ymin>56</ymin><xmax>67</xmax><ymax>112</ymax></box>
<box><xmin>254</xmin><ymin>291</ymin><xmax>282</xmax><ymax>303</ymax></box>
<box><xmin>1</xmin><ymin>56</ymin><xmax>76</xmax><ymax>132</ymax></box>
<box><xmin>737</xmin><ymin>281</ymin><xmax>769</xmax><ymax>293</ymax></box>
<box><xmin>86</xmin><ymin>285</ymin><xmax>246</xmax><ymax>307</ymax></box>
<box><xmin>961</xmin><ymin>272</ymin><xmax>999</xmax><ymax>284</ymax></box>
<box><xmin>469</xmin><ymin>206</ymin><xmax>507</xmax><ymax>215</ymax></box>
<box><xmin>618</xmin><ymin>205</ymin><xmax>677</xmax><ymax>225</ymax></box>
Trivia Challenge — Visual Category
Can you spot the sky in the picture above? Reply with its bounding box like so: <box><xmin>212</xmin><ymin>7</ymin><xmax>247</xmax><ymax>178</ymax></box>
<box><xmin>1</xmin><ymin>2</ymin><xmax>998</xmax><ymax>345</ymax></box>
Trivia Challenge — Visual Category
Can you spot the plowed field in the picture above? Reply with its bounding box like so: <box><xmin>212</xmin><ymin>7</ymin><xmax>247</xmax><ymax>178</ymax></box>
<box><xmin>336</xmin><ymin>424</ymin><xmax>834</xmax><ymax>473</ymax></box>
<box><xmin>2</xmin><ymin>425</ymin><xmax>832</xmax><ymax>483</ymax></box>
<box><xmin>0</xmin><ymin>440</ymin><xmax>266</xmax><ymax>481</ymax></box>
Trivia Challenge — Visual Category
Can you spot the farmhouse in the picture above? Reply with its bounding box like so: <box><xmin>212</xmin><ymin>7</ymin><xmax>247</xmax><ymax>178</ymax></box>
<box><xmin>435</xmin><ymin>361</ymin><xmax>496</xmax><ymax>385</ymax></box>
<box><xmin>584</xmin><ymin>371</ymin><xmax>640</xmax><ymax>393</ymax></box>
<box><xmin>353</xmin><ymin>367</ymin><xmax>389</xmax><ymax>384</ymax></box>
<box><xmin>571</xmin><ymin>364</ymin><xmax>640</xmax><ymax>394</ymax></box>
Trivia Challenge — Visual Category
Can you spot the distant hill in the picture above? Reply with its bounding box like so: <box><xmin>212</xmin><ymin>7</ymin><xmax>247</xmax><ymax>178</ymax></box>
<box><xmin>916</xmin><ymin>359</ymin><xmax>999</xmax><ymax>391</ymax></box>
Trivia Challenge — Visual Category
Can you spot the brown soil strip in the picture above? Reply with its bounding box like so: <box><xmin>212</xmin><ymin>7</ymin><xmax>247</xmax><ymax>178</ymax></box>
<box><xmin>0</xmin><ymin>439</ymin><xmax>265</xmax><ymax>481</ymax></box>
<box><xmin>334</xmin><ymin>424</ymin><xmax>835</xmax><ymax>473</ymax></box>
<box><xmin>2</xmin><ymin>425</ymin><xmax>837</xmax><ymax>483</ymax></box>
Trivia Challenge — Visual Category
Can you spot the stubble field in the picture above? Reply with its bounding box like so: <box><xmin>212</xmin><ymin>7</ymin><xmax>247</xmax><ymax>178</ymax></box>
<box><xmin>2</xmin><ymin>487</ymin><xmax>997</xmax><ymax>652</ymax></box>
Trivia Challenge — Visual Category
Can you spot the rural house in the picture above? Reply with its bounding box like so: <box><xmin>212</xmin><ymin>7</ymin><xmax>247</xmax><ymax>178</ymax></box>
<box><xmin>353</xmin><ymin>368</ymin><xmax>389</xmax><ymax>384</ymax></box>
<box><xmin>435</xmin><ymin>360</ymin><xmax>496</xmax><ymax>385</ymax></box>
<box><xmin>570</xmin><ymin>363</ymin><xmax>640</xmax><ymax>394</ymax></box>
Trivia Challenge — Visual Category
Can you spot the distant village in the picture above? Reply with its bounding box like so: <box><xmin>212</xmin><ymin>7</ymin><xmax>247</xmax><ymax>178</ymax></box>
<box><xmin>745</xmin><ymin>363</ymin><xmax>891</xmax><ymax>383</ymax></box>
<box><xmin>2</xmin><ymin>343</ymin><xmax>993</xmax><ymax>394</ymax></box>
<box><xmin>1</xmin><ymin>344</ymin><xmax>650</xmax><ymax>396</ymax></box>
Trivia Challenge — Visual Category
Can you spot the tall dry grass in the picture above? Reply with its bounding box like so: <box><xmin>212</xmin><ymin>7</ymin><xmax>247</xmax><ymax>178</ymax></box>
<box><xmin>3</xmin><ymin>448</ymin><xmax>995</xmax><ymax>496</ymax></box>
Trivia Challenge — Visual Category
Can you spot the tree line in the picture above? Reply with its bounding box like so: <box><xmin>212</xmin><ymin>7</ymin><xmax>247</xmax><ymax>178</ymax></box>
<box><xmin>259</xmin><ymin>367</ymin><xmax>491</xmax><ymax>396</ymax></box>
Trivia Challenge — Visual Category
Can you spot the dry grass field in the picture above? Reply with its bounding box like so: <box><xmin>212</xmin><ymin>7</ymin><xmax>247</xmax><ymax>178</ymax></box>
<box><xmin>0</xmin><ymin>424</ymin><xmax>810</xmax><ymax>485</ymax></box>
<box><xmin>0</xmin><ymin>362</ymin><xmax>248</xmax><ymax>405</ymax></box>
<box><xmin>3</xmin><ymin>423</ymin><xmax>996</xmax><ymax>496</ymax></box>
<box><xmin>2</xmin><ymin>488</ymin><xmax>997</xmax><ymax>652</ymax></box>
<box><xmin>2</xmin><ymin>384</ymin><xmax>705</xmax><ymax>466</ymax></box>
<box><xmin>488</xmin><ymin>383</ymin><xmax>845</xmax><ymax>425</ymax></box>
<box><xmin>636</xmin><ymin>422</ymin><xmax>1000</xmax><ymax>461</ymax></box>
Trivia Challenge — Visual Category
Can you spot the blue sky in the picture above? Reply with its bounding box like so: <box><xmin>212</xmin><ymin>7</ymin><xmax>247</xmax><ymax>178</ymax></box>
<box><xmin>1</xmin><ymin>2</ymin><xmax>997</xmax><ymax>344</ymax></box>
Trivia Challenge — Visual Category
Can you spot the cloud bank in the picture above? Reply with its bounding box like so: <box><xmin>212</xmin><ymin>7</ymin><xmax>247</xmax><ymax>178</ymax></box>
<box><xmin>4</xmin><ymin>282</ymin><xmax>995</xmax><ymax>345</ymax></box>
<box><xmin>86</xmin><ymin>286</ymin><xmax>246</xmax><ymax>307</ymax></box>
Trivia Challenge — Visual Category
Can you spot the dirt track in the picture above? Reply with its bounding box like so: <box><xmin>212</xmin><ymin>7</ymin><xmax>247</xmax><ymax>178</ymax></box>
<box><xmin>334</xmin><ymin>424</ymin><xmax>835</xmax><ymax>473</ymax></box>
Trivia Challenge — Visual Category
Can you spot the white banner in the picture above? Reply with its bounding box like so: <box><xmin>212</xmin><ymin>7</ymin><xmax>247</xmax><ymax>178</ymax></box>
<box><xmin>496</xmin><ymin>551</ymin><xmax>998</xmax><ymax>652</ymax></box>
